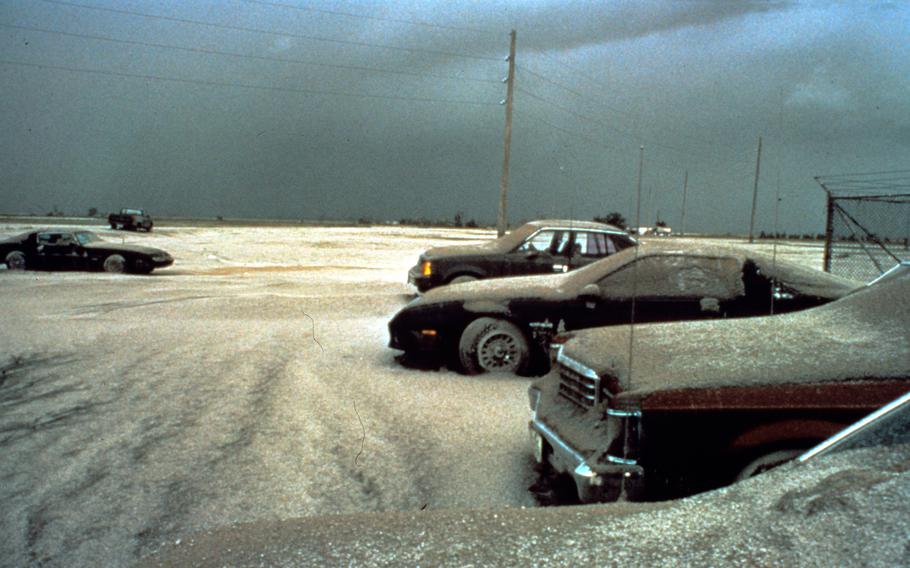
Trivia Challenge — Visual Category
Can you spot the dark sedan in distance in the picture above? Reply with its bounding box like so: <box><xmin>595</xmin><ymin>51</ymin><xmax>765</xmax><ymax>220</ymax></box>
<box><xmin>408</xmin><ymin>219</ymin><xmax>636</xmax><ymax>292</ymax></box>
<box><xmin>389</xmin><ymin>242</ymin><xmax>861</xmax><ymax>375</ymax></box>
<box><xmin>1</xmin><ymin>229</ymin><xmax>174</xmax><ymax>274</ymax></box>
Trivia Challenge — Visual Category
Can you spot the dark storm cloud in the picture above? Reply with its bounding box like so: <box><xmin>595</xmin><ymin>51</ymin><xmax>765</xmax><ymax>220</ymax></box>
<box><xmin>0</xmin><ymin>0</ymin><xmax>907</xmax><ymax>234</ymax></box>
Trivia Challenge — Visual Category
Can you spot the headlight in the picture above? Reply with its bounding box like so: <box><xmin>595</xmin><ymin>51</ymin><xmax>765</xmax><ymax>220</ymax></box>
<box><xmin>421</xmin><ymin>261</ymin><xmax>432</xmax><ymax>276</ymax></box>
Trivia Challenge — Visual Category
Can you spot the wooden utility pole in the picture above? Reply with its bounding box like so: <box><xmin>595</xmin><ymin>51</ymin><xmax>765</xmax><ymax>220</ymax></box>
<box><xmin>748</xmin><ymin>136</ymin><xmax>763</xmax><ymax>243</ymax></box>
<box><xmin>497</xmin><ymin>29</ymin><xmax>517</xmax><ymax>237</ymax></box>
<box><xmin>680</xmin><ymin>169</ymin><xmax>688</xmax><ymax>236</ymax></box>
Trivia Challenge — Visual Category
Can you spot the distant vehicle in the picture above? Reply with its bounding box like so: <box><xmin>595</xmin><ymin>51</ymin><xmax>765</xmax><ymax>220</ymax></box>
<box><xmin>407</xmin><ymin>220</ymin><xmax>636</xmax><ymax>293</ymax></box>
<box><xmin>0</xmin><ymin>229</ymin><xmax>173</xmax><ymax>274</ymax></box>
<box><xmin>108</xmin><ymin>208</ymin><xmax>153</xmax><ymax>231</ymax></box>
<box><xmin>390</xmin><ymin>242</ymin><xmax>861</xmax><ymax>375</ymax></box>
<box><xmin>527</xmin><ymin>265</ymin><xmax>910</xmax><ymax>503</ymax></box>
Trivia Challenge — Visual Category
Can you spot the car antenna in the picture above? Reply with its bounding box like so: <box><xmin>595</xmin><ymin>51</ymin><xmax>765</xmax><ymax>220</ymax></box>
<box><xmin>770</xmin><ymin>88</ymin><xmax>784</xmax><ymax>315</ymax></box>
<box><xmin>627</xmin><ymin>146</ymin><xmax>645</xmax><ymax>391</ymax></box>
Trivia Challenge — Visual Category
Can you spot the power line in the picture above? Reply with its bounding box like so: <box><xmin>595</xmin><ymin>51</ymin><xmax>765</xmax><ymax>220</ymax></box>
<box><xmin>516</xmin><ymin>86</ymin><xmax>710</xmax><ymax>158</ymax></box>
<box><xmin>0</xmin><ymin>59</ymin><xmax>500</xmax><ymax>106</ymax></box>
<box><xmin>515</xmin><ymin>65</ymin><xmax>584</xmax><ymax>97</ymax></box>
<box><xmin>241</xmin><ymin>0</ymin><xmax>498</xmax><ymax>35</ymax></box>
<box><xmin>0</xmin><ymin>23</ymin><xmax>500</xmax><ymax>85</ymax></box>
<box><xmin>38</xmin><ymin>0</ymin><xmax>501</xmax><ymax>62</ymax></box>
<box><xmin>515</xmin><ymin>108</ymin><xmax>614</xmax><ymax>151</ymax></box>
<box><xmin>520</xmin><ymin>54</ymin><xmax>720</xmax><ymax>148</ymax></box>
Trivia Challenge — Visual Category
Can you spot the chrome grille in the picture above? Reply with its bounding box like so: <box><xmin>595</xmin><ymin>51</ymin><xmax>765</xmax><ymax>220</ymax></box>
<box><xmin>556</xmin><ymin>353</ymin><xmax>600</xmax><ymax>409</ymax></box>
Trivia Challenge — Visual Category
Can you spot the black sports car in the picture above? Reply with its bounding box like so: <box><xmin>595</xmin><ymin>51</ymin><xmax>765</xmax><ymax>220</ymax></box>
<box><xmin>407</xmin><ymin>219</ymin><xmax>636</xmax><ymax>292</ymax></box>
<box><xmin>0</xmin><ymin>229</ymin><xmax>174</xmax><ymax>274</ymax></box>
<box><xmin>389</xmin><ymin>242</ymin><xmax>861</xmax><ymax>375</ymax></box>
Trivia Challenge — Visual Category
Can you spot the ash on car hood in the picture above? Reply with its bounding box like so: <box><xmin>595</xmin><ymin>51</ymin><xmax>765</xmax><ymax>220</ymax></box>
<box><xmin>422</xmin><ymin>224</ymin><xmax>536</xmax><ymax>258</ymax></box>
<box><xmin>83</xmin><ymin>242</ymin><xmax>167</xmax><ymax>256</ymax></box>
<box><xmin>562</xmin><ymin>271</ymin><xmax>910</xmax><ymax>396</ymax></box>
<box><xmin>417</xmin><ymin>272</ymin><xmax>575</xmax><ymax>305</ymax></box>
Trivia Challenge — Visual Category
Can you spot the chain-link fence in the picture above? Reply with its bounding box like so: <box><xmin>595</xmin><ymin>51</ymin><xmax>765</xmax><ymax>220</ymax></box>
<box><xmin>816</xmin><ymin>171</ymin><xmax>910</xmax><ymax>282</ymax></box>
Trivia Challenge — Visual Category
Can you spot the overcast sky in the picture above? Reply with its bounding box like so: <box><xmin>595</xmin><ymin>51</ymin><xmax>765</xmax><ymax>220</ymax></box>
<box><xmin>1</xmin><ymin>0</ymin><xmax>907</xmax><ymax>234</ymax></box>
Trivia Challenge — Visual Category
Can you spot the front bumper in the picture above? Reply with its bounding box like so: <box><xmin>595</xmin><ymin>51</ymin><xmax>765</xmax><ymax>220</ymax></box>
<box><xmin>529</xmin><ymin>417</ymin><xmax>644</xmax><ymax>502</ymax></box>
<box><xmin>407</xmin><ymin>264</ymin><xmax>442</xmax><ymax>292</ymax></box>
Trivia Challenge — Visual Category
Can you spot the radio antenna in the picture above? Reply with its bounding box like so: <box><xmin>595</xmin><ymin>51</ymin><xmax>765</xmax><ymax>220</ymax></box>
<box><xmin>627</xmin><ymin>145</ymin><xmax>644</xmax><ymax>389</ymax></box>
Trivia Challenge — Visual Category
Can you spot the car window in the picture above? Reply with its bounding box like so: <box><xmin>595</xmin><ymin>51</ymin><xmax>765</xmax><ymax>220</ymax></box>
<box><xmin>575</xmin><ymin>231</ymin><xmax>616</xmax><ymax>258</ymax></box>
<box><xmin>598</xmin><ymin>255</ymin><xmax>743</xmax><ymax>299</ymax></box>
<box><xmin>37</xmin><ymin>232</ymin><xmax>71</xmax><ymax>246</ymax></box>
<box><xmin>123</xmin><ymin>209</ymin><xmax>144</xmax><ymax>215</ymax></box>
<box><xmin>74</xmin><ymin>232</ymin><xmax>99</xmax><ymax>245</ymax></box>
<box><xmin>517</xmin><ymin>230</ymin><xmax>557</xmax><ymax>253</ymax></box>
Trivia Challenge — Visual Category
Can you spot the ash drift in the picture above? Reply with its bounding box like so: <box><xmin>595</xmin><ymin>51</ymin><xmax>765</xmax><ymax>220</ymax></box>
<box><xmin>529</xmin><ymin>266</ymin><xmax>910</xmax><ymax>503</ymax></box>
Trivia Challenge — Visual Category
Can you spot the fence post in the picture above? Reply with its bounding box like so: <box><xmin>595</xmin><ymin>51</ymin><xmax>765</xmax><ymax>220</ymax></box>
<box><xmin>823</xmin><ymin>193</ymin><xmax>834</xmax><ymax>272</ymax></box>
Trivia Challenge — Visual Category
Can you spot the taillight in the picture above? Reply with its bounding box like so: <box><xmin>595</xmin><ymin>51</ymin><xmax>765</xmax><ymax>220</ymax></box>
<box><xmin>422</xmin><ymin>261</ymin><xmax>432</xmax><ymax>276</ymax></box>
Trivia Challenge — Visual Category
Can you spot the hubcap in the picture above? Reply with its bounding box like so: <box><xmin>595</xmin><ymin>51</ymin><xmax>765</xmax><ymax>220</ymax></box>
<box><xmin>477</xmin><ymin>331</ymin><xmax>521</xmax><ymax>372</ymax></box>
<box><xmin>7</xmin><ymin>254</ymin><xmax>25</xmax><ymax>269</ymax></box>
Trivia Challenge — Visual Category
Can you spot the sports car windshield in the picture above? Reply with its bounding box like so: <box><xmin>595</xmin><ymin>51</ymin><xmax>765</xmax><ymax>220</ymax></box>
<box><xmin>74</xmin><ymin>231</ymin><xmax>101</xmax><ymax>245</ymax></box>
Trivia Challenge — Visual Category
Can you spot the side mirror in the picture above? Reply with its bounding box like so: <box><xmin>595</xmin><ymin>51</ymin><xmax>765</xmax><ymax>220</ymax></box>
<box><xmin>578</xmin><ymin>283</ymin><xmax>600</xmax><ymax>301</ymax></box>
<box><xmin>524</xmin><ymin>250</ymin><xmax>539</xmax><ymax>259</ymax></box>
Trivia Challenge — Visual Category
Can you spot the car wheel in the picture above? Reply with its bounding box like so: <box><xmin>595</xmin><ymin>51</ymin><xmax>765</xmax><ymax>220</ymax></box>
<box><xmin>736</xmin><ymin>449</ymin><xmax>803</xmax><ymax>481</ymax></box>
<box><xmin>449</xmin><ymin>275</ymin><xmax>477</xmax><ymax>285</ymax></box>
<box><xmin>103</xmin><ymin>254</ymin><xmax>127</xmax><ymax>273</ymax></box>
<box><xmin>4</xmin><ymin>250</ymin><xmax>27</xmax><ymax>270</ymax></box>
<box><xmin>458</xmin><ymin>317</ymin><xmax>529</xmax><ymax>375</ymax></box>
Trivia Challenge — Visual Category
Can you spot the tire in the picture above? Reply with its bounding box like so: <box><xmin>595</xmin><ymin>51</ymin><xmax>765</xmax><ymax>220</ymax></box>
<box><xmin>736</xmin><ymin>449</ymin><xmax>803</xmax><ymax>481</ymax></box>
<box><xmin>103</xmin><ymin>254</ymin><xmax>127</xmax><ymax>274</ymax></box>
<box><xmin>458</xmin><ymin>317</ymin><xmax>530</xmax><ymax>375</ymax></box>
<box><xmin>110</xmin><ymin>223</ymin><xmax>117</xmax><ymax>229</ymax></box>
<box><xmin>449</xmin><ymin>275</ymin><xmax>477</xmax><ymax>285</ymax></box>
<box><xmin>4</xmin><ymin>250</ymin><xmax>27</xmax><ymax>270</ymax></box>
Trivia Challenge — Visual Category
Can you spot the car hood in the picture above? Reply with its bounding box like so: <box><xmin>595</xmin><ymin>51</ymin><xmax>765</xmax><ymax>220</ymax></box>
<box><xmin>83</xmin><ymin>242</ymin><xmax>168</xmax><ymax>256</ymax></box>
<box><xmin>415</xmin><ymin>272</ymin><xmax>576</xmax><ymax>306</ymax></box>
<box><xmin>560</xmin><ymin>271</ymin><xmax>910</xmax><ymax>397</ymax></box>
<box><xmin>136</xmin><ymin>443</ymin><xmax>910</xmax><ymax>567</ymax></box>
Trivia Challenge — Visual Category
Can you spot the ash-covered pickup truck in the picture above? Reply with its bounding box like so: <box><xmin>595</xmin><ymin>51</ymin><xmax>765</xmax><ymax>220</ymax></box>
<box><xmin>108</xmin><ymin>208</ymin><xmax>153</xmax><ymax>231</ymax></box>
<box><xmin>528</xmin><ymin>264</ymin><xmax>910</xmax><ymax>503</ymax></box>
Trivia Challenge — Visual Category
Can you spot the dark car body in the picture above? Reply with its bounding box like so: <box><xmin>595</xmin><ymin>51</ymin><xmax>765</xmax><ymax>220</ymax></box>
<box><xmin>390</xmin><ymin>242</ymin><xmax>861</xmax><ymax>374</ymax></box>
<box><xmin>527</xmin><ymin>266</ymin><xmax>910</xmax><ymax>503</ymax></box>
<box><xmin>108</xmin><ymin>208</ymin><xmax>154</xmax><ymax>231</ymax></box>
<box><xmin>407</xmin><ymin>220</ymin><xmax>635</xmax><ymax>292</ymax></box>
<box><xmin>0</xmin><ymin>229</ymin><xmax>174</xmax><ymax>274</ymax></box>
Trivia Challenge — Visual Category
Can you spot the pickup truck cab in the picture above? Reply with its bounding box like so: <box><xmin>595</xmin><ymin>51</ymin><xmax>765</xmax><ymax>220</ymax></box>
<box><xmin>108</xmin><ymin>208</ymin><xmax>153</xmax><ymax>232</ymax></box>
<box><xmin>528</xmin><ymin>266</ymin><xmax>910</xmax><ymax>502</ymax></box>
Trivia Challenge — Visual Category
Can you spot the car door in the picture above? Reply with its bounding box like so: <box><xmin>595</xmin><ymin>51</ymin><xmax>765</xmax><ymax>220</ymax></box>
<box><xmin>506</xmin><ymin>229</ymin><xmax>572</xmax><ymax>276</ymax></box>
<box><xmin>578</xmin><ymin>254</ymin><xmax>744</xmax><ymax>328</ymax></box>
<box><xmin>35</xmin><ymin>232</ymin><xmax>77</xmax><ymax>269</ymax></box>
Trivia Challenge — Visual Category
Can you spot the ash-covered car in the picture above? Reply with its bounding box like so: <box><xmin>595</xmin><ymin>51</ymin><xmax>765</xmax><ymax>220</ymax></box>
<box><xmin>0</xmin><ymin>229</ymin><xmax>174</xmax><ymax>274</ymax></box>
<box><xmin>528</xmin><ymin>265</ymin><xmax>910</xmax><ymax>503</ymax></box>
<box><xmin>407</xmin><ymin>219</ymin><xmax>635</xmax><ymax>292</ymax></box>
<box><xmin>390</xmin><ymin>242</ymin><xmax>861</xmax><ymax>375</ymax></box>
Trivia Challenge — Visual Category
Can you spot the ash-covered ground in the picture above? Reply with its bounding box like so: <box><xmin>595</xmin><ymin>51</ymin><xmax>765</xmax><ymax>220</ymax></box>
<box><xmin>0</xmin><ymin>222</ymin><xmax>837</xmax><ymax>567</ymax></box>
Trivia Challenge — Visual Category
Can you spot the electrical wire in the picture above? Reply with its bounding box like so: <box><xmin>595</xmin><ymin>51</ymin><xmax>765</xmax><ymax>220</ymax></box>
<box><xmin>0</xmin><ymin>59</ymin><xmax>500</xmax><ymax>106</ymax></box>
<box><xmin>241</xmin><ymin>0</ymin><xmax>498</xmax><ymax>35</ymax></box>
<box><xmin>37</xmin><ymin>0</ymin><xmax>501</xmax><ymax>62</ymax></box>
<box><xmin>0</xmin><ymin>23</ymin><xmax>500</xmax><ymax>84</ymax></box>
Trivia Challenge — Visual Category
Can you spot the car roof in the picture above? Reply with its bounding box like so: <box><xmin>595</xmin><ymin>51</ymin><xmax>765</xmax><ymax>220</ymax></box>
<box><xmin>527</xmin><ymin>219</ymin><xmax>626</xmax><ymax>233</ymax></box>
